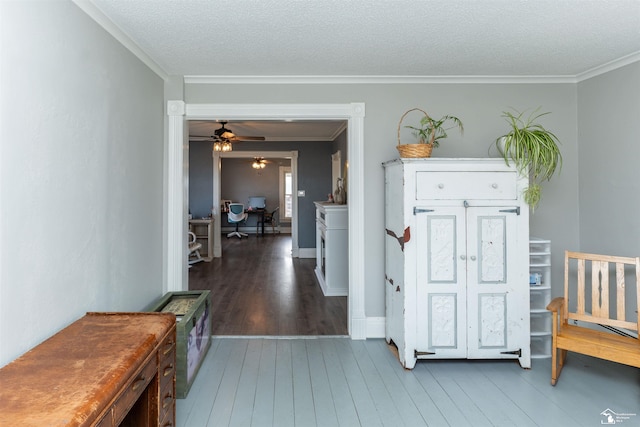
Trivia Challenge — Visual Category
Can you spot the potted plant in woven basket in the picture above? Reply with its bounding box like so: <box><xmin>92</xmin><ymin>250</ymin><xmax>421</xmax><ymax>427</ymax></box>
<box><xmin>494</xmin><ymin>108</ymin><xmax>562</xmax><ymax>209</ymax></box>
<box><xmin>397</xmin><ymin>108</ymin><xmax>464</xmax><ymax>158</ymax></box>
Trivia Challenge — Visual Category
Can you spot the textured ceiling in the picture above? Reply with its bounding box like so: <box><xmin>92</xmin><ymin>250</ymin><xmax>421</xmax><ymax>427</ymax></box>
<box><xmin>90</xmin><ymin>0</ymin><xmax>640</xmax><ymax>77</ymax></box>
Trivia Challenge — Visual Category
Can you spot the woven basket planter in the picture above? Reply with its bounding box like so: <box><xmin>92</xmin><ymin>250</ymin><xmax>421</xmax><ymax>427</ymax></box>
<box><xmin>396</xmin><ymin>108</ymin><xmax>435</xmax><ymax>158</ymax></box>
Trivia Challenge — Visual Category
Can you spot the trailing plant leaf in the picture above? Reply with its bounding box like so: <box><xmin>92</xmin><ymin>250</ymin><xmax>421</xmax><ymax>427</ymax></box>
<box><xmin>496</xmin><ymin>108</ymin><xmax>562</xmax><ymax>209</ymax></box>
<box><xmin>523</xmin><ymin>184</ymin><xmax>542</xmax><ymax>210</ymax></box>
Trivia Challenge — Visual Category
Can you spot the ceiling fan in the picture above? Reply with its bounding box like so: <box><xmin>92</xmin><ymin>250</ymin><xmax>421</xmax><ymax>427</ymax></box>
<box><xmin>189</xmin><ymin>121</ymin><xmax>265</xmax><ymax>142</ymax></box>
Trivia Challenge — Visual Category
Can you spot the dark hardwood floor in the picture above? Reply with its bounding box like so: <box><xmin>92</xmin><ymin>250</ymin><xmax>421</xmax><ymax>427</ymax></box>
<box><xmin>188</xmin><ymin>234</ymin><xmax>348</xmax><ymax>336</ymax></box>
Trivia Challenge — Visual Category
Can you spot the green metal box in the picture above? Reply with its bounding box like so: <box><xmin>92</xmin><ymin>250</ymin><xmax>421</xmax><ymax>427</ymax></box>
<box><xmin>148</xmin><ymin>290</ymin><xmax>211</xmax><ymax>398</ymax></box>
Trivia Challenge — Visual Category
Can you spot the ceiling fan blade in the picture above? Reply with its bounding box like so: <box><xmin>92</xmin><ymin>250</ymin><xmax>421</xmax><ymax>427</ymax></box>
<box><xmin>188</xmin><ymin>135</ymin><xmax>214</xmax><ymax>141</ymax></box>
<box><xmin>233</xmin><ymin>136</ymin><xmax>266</xmax><ymax>141</ymax></box>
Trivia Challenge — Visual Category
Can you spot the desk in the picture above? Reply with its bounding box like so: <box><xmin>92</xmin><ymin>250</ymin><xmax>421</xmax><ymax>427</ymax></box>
<box><xmin>248</xmin><ymin>209</ymin><xmax>266</xmax><ymax>236</ymax></box>
<box><xmin>189</xmin><ymin>218</ymin><xmax>214</xmax><ymax>260</ymax></box>
<box><xmin>0</xmin><ymin>312</ymin><xmax>176</xmax><ymax>427</ymax></box>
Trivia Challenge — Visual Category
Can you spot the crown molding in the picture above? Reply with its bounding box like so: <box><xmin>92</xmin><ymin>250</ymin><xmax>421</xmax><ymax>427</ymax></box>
<box><xmin>576</xmin><ymin>51</ymin><xmax>640</xmax><ymax>82</ymax></box>
<box><xmin>184</xmin><ymin>74</ymin><xmax>578</xmax><ymax>85</ymax></box>
<box><xmin>185</xmin><ymin>54</ymin><xmax>640</xmax><ymax>85</ymax></box>
<box><xmin>72</xmin><ymin>0</ymin><xmax>168</xmax><ymax>81</ymax></box>
<box><xmin>330</xmin><ymin>122</ymin><xmax>349</xmax><ymax>140</ymax></box>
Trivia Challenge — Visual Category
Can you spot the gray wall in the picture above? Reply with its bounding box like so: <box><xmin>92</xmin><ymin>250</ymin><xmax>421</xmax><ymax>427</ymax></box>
<box><xmin>220</xmin><ymin>141</ymin><xmax>333</xmax><ymax>248</ymax></box>
<box><xmin>185</xmin><ymin>83</ymin><xmax>581</xmax><ymax>318</ymax></box>
<box><xmin>188</xmin><ymin>140</ymin><xmax>333</xmax><ymax>247</ymax></box>
<box><xmin>219</xmin><ymin>157</ymin><xmax>289</xmax><ymax>228</ymax></box>
<box><xmin>577</xmin><ymin>62</ymin><xmax>640</xmax><ymax>314</ymax></box>
<box><xmin>332</xmin><ymin>128</ymin><xmax>348</xmax><ymax>194</ymax></box>
<box><xmin>1</xmin><ymin>1</ymin><xmax>165</xmax><ymax>365</ymax></box>
<box><xmin>189</xmin><ymin>142</ymin><xmax>214</xmax><ymax>218</ymax></box>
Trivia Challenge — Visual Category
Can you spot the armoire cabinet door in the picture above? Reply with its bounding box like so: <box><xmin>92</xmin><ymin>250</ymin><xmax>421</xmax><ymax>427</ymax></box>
<box><xmin>415</xmin><ymin>207</ymin><xmax>467</xmax><ymax>358</ymax></box>
<box><xmin>415</xmin><ymin>205</ymin><xmax>525</xmax><ymax>360</ymax></box>
<box><xmin>466</xmin><ymin>206</ymin><xmax>524</xmax><ymax>359</ymax></box>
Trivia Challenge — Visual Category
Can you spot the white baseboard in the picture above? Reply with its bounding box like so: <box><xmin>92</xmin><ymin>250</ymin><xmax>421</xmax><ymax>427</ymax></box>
<box><xmin>221</xmin><ymin>226</ymin><xmax>290</xmax><ymax>235</ymax></box>
<box><xmin>297</xmin><ymin>248</ymin><xmax>315</xmax><ymax>258</ymax></box>
<box><xmin>366</xmin><ymin>317</ymin><xmax>386</xmax><ymax>338</ymax></box>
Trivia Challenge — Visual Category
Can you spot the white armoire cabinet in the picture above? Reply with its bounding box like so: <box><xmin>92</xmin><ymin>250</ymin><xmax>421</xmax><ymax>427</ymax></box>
<box><xmin>383</xmin><ymin>158</ymin><xmax>530</xmax><ymax>369</ymax></box>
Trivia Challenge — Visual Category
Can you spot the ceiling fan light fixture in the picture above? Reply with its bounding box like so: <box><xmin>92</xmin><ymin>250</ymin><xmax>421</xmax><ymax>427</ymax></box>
<box><xmin>252</xmin><ymin>157</ymin><xmax>266</xmax><ymax>169</ymax></box>
<box><xmin>213</xmin><ymin>140</ymin><xmax>232</xmax><ymax>152</ymax></box>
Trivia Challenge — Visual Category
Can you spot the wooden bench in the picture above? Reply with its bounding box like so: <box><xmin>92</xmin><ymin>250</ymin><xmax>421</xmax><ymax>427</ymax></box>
<box><xmin>546</xmin><ymin>251</ymin><xmax>640</xmax><ymax>385</ymax></box>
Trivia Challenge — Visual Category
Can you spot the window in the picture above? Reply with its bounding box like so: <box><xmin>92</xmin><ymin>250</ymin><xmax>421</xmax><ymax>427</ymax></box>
<box><xmin>279</xmin><ymin>166</ymin><xmax>292</xmax><ymax>220</ymax></box>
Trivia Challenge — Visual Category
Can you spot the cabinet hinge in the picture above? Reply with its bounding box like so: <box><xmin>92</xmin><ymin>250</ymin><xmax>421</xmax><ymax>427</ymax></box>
<box><xmin>415</xmin><ymin>350</ymin><xmax>436</xmax><ymax>357</ymax></box>
<box><xmin>500</xmin><ymin>349</ymin><xmax>522</xmax><ymax>357</ymax></box>
<box><xmin>413</xmin><ymin>207</ymin><xmax>434</xmax><ymax>215</ymax></box>
<box><xmin>499</xmin><ymin>207</ymin><xmax>521</xmax><ymax>215</ymax></box>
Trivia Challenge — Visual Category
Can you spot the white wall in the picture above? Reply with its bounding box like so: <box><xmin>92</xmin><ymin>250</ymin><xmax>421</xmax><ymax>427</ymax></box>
<box><xmin>185</xmin><ymin>82</ymin><xmax>581</xmax><ymax>317</ymax></box>
<box><xmin>0</xmin><ymin>1</ymin><xmax>165</xmax><ymax>365</ymax></box>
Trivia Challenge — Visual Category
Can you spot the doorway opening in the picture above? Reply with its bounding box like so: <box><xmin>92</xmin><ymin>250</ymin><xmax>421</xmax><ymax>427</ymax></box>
<box><xmin>166</xmin><ymin>102</ymin><xmax>366</xmax><ymax>338</ymax></box>
<box><xmin>212</xmin><ymin>150</ymin><xmax>299</xmax><ymax>258</ymax></box>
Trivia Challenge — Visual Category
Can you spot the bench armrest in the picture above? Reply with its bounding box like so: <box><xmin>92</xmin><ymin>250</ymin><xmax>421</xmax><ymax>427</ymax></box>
<box><xmin>546</xmin><ymin>297</ymin><xmax>564</xmax><ymax>313</ymax></box>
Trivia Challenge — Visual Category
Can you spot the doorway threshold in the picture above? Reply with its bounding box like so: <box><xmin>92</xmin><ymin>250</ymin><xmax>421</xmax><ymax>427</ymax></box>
<box><xmin>212</xmin><ymin>335</ymin><xmax>350</xmax><ymax>340</ymax></box>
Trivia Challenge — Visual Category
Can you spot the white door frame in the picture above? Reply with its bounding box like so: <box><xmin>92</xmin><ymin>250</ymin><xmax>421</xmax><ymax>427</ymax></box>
<box><xmin>166</xmin><ymin>102</ymin><xmax>366</xmax><ymax>339</ymax></box>
<box><xmin>212</xmin><ymin>150</ymin><xmax>298</xmax><ymax>257</ymax></box>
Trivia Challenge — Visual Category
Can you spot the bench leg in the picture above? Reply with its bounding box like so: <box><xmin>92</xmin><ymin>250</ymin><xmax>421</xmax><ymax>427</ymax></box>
<box><xmin>551</xmin><ymin>345</ymin><xmax>568</xmax><ymax>386</ymax></box>
<box><xmin>551</xmin><ymin>344</ymin><xmax>557</xmax><ymax>386</ymax></box>
<box><xmin>559</xmin><ymin>349</ymin><xmax>567</xmax><ymax>370</ymax></box>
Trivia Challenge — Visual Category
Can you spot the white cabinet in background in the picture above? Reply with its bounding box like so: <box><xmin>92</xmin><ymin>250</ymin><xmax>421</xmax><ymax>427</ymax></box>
<box><xmin>383</xmin><ymin>158</ymin><xmax>530</xmax><ymax>369</ymax></box>
<box><xmin>314</xmin><ymin>202</ymin><xmax>348</xmax><ymax>296</ymax></box>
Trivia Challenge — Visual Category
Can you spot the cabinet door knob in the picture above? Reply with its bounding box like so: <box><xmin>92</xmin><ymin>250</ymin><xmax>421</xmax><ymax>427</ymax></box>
<box><xmin>492</xmin><ymin>183</ymin><xmax>498</xmax><ymax>189</ymax></box>
<box><xmin>438</xmin><ymin>183</ymin><xmax>444</xmax><ymax>189</ymax></box>
<box><xmin>460</xmin><ymin>255</ymin><xmax>466</xmax><ymax>260</ymax></box>
<box><xmin>470</xmin><ymin>255</ymin><xmax>477</xmax><ymax>261</ymax></box>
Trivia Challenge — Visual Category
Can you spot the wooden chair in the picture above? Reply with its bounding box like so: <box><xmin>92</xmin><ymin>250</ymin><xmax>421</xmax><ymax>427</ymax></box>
<box><xmin>188</xmin><ymin>231</ymin><xmax>203</xmax><ymax>265</ymax></box>
<box><xmin>546</xmin><ymin>251</ymin><xmax>640</xmax><ymax>385</ymax></box>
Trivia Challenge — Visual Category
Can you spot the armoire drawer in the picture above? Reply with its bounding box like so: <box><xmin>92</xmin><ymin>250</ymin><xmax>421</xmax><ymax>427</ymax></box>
<box><xmin>416</xmin><ymin>171</ymin><xmax>517</xmax><ymax>200</ymax></box>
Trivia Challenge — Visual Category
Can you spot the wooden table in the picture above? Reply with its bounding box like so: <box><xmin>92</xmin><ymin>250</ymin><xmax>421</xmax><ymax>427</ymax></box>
<box><xmin>0</xmin><ymin>312</ymin><xmax>176</xmax><ymax>426</ymax></box>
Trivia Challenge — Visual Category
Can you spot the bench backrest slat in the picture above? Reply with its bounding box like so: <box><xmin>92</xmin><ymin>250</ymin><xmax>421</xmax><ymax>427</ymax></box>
<box><xmin>592</xmin><ymin>260</ymin><xmax>608</xmax><ymax>318</ymax></box>
<box><xmin>564</xmin><ymin>251</ymin><xmax>640</xmax><ymax>334</ymax></box>
<box><xmin>616</xmin><ymin>263</ymin><xmax>626</xmax><ymax>321</ymax></box>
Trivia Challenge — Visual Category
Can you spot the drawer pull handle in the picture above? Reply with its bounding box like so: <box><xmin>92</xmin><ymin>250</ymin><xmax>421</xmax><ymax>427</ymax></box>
<box><xmin>438</xmin><ymin>183</ymin><xmax>444</xmax><ymax>189</ymax></box>
<box><xmin>163</xmin><ymin>365</ymin><xmax>174</xmax><ymax>376</ymax></box>
<box><xmin>163</xmin><ymin>343</ymin><xmax>174</xmax><ymax>355</ymax></box>
<box><xmin>131</xmin><ymin>376</ymin><xmax>146</xmax><ymax>392</ymax></box>
<box><xmin>162</xmin><ymin>394</ymin><xmax>173</xmax><ymax>409</ymax></box>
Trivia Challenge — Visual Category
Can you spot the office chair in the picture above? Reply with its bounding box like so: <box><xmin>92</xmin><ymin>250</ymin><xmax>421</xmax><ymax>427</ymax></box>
<box><xmin>227</xmin><ymin>203</ymin><xmax>248</xmax><ymax>238</ymax></box>
<box><xmin>257</xmin><ymin>206</ymin><xmax>280</xmax><ymax>235</ymax></box>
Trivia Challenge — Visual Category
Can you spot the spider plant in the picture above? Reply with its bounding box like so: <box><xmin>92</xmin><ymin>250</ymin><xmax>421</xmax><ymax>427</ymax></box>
<box><xmin>496</xmin><ymin>108</ymin><xmax>562</xmax><ymax>208</ymax></box>
<box><xmin>405</xmin><ymin>114</ymin><xmax>464</xmax><ymax>147</ymax></box>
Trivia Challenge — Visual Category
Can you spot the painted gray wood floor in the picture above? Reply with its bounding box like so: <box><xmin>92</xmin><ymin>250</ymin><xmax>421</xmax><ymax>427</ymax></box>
<box><xmin>176</xmin><ymin>337</ymin><xmax>640</xmax><ymax>427</ymax></box>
